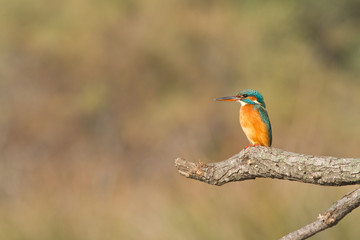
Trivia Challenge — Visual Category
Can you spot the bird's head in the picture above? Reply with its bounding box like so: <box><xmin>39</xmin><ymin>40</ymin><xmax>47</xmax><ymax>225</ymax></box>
<box><xmin>216</xmin><ymin>89</ymin><xmax>266</xmax><ymax>108</ymax></box>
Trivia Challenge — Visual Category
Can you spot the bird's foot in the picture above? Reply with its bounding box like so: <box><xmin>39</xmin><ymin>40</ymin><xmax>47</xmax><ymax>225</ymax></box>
<box><xmin>244</xmin><ymin>144</ymin><xmax>261</xmax><ymax>149</ymax></box>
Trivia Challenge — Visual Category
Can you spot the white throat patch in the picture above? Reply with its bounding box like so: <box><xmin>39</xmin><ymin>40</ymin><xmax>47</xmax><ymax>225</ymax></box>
<box><xmin>238</xmin><ymin>100</ymin><xmax>247</xmax><ymax>106</ymax></box>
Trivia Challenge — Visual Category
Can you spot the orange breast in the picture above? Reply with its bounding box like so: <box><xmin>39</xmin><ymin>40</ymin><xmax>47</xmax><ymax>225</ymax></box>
<box><xmin>239</xmin><ymin>105</ymin><xmax>271</xmax><ymax>146</ymax></box>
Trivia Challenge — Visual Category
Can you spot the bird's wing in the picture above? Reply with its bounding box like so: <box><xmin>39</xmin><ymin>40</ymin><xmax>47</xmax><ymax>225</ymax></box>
<box><xmin>256</xmin><ymin>105</ymin><xmax>272</xmax><ymax>146</ymax></box>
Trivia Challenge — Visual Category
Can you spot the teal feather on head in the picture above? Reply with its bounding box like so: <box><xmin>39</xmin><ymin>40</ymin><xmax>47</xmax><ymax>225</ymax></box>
<box><xmin>236</xmin><ymin>89</ymin><xmax>266</xmax><ymax>108</ymax></box>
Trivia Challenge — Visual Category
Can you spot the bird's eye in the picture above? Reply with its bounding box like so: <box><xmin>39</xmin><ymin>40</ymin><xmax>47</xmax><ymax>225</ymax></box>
<box><xmin>242</xmin><ymin>94</ymin><xmax>248</xmax><ymax>98</ymax></box>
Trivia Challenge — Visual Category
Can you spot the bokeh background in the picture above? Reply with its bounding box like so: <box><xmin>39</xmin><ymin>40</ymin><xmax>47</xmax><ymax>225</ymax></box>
<box><xmin>1</xmin><ymin>0</ymin><xmax>360</xmax><ymax>239</ymax></box>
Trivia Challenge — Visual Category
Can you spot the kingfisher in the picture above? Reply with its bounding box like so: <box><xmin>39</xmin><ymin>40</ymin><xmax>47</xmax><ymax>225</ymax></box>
<box><xmin>216</xmin><ymin>89</ymin><xmax>272</xmax><ymax>148</ymax></box>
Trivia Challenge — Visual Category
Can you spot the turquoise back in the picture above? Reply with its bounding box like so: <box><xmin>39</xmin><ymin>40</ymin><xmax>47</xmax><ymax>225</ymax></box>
<box><xmin>254</xmin><ymin>104</ymin><xmax>272</xmax><ymax>146</ymax></box>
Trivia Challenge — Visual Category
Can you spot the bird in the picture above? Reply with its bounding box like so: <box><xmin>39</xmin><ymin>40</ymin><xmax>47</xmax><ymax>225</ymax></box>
<box><xmin>216</xmin><ymin>89</ymin><xmax>272</xmax><ymax>148</ymax></box>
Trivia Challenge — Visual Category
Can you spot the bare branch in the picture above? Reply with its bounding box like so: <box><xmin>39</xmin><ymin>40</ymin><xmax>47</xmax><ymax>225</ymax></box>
<box><xmin>175</xmin><ymin>146</ymin><xmax>360</xmax><ymax>239</ymax></box>
<box><xmin>280</xmin><ymin>187</ymin><xmax>360</xmax><ymax>240</ymax></box>
<box><xmin>175</xmin><ymin>147</ymin><xmax>360</xmax><ymax>186</ymax></box>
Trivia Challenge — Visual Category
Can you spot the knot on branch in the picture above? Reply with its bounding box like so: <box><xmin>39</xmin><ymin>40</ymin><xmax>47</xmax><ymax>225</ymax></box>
<box><xmin>175</xmin><ymin>158</ymin><xmax>206</xmax><ymax>177</ymax></box>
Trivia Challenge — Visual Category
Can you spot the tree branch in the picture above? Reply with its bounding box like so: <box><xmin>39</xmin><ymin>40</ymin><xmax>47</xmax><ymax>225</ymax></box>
<box><xmin>175</xmin><ymin>147</ymin><xmax>360</xmax><ymax>186</ymax></box>
<box><xmin>281</xmin><ymin>187</ymin><xmax>360</xmax><ymax>240</ymax></box>
<box><xmin>175</xmin><ymin>146</ymin><xmax>360</xmax><ymax>239</ymax></box>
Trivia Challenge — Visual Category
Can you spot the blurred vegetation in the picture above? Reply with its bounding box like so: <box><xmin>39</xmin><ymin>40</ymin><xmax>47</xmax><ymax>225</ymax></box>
<box><xmin>0</xmin><ymin>0</ymin><xmax>360</xmax><ymax>239</ymax></box>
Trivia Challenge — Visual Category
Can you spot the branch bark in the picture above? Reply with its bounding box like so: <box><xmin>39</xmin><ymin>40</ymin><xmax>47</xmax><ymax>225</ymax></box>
<box><xmin>281</xmin><ymin>187</ymin><xmax>360</xmax><ymax>240</ymax></box>
<box><xmin>175</xmin><ymin>147</ymin><xmax>360</xmax><ymax>186</ymax></box>
<box><xmin>175</xmin><ymin>146</ymin><xmax>360</xmax><ymax>239</ymax></box>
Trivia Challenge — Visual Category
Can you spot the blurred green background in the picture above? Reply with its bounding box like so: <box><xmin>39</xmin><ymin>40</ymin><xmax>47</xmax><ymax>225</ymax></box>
<box><xmin>1</xmin><ymin>0</ymin><xmax>360</xmax><ymax>239</ymax></box>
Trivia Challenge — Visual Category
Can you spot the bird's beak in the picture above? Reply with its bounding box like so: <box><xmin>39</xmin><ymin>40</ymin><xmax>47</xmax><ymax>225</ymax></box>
<box><xmin>215</xmin><ymin>96</ymin><xmax>240</xmax><ymax>101</ymax></box>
